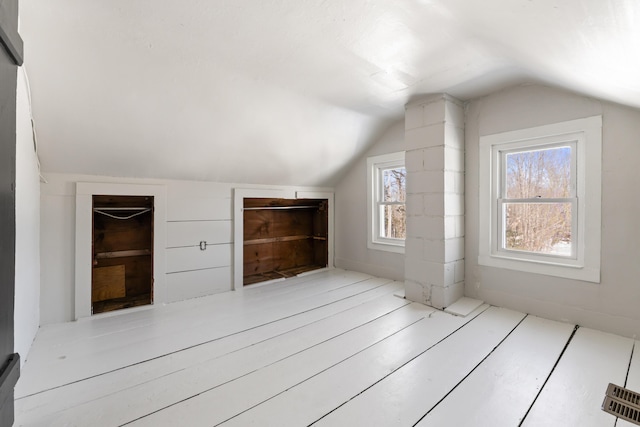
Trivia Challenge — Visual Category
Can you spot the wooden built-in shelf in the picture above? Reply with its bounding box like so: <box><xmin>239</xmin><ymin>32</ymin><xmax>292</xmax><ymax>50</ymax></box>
<box><xmin>244</xmin><ymin>265</ymin><xmax>325</xmax><ymax>286</ymax></box>
<box><xmin>244</xmin><ymin>235</ymin><xmax>326</xmax><ymax>246</ymax></box>
<box><xmin>92</xmin><ymin>194</ymin><xmax>154</xmax><ymax>315</ymax></box>
<box><xmin>92</xmin><ymin>293</ymin><xmax>152</xmax><ymax>314</ymax></box>
<box><xmin>243</xmin><ymin>197</ymin><xmax>329</xmax><ymax>286</ymax></box>
<box><xmin>95</xmin><ymin>249</ymin><xmax>152</xmax><ymax>259</ymax></box>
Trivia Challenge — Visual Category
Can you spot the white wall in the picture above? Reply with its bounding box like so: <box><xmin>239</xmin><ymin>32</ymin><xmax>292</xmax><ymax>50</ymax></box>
<box><xmin>334</xmin><ymin>120</ymin><xmax>406</xmax><ymax>281</ymax></box>
<box><xmin>40</xmin><ymin>172</ymin><xmax>332</xmax><ymax>324</ymax></box>
<box><xmin>15</xmin><ymin>70</ymin><xmax>41</xmax><ymax>365</ymax></box>
<box><xmin>465</xmin><ymin>84</ymin><xmax>640</xmax><ymax>338</ymax></box>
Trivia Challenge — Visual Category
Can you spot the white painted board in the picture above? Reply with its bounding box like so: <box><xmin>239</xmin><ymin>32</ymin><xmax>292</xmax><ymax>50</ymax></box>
<box><xmin>165</xmin><ymin>266</ymin><xmax>231</xmax><ymax>303</ymax></box>
<box><xmin>34</xmin><ymin>300</ymin><xmax>426</xmax><ymax>426</ymax></box>
<box><xmin>224</xmin><ymin>304</ymin><xmax>497</xmax><ymax>427</ymax></box>
<box><xmin>418</xmin><ymin>315</ymin><xmax>575</xmax><ymax>426</ymax></box>
<box><xmin>15</xmin><ymin>282</ymin><xmax>405</xmax><ymax>425</ymax></box>
<box><xmin>15</xmin><ymin>272</ymin><xmax>390</xmax><ymax>397</ymax></box>
<box><xmin>165</xmin><ymin>181</ymin><xmax>232</xmax><ymax>200</ymax></box>
<box><xmin>165</xmin><ymin>244</ymin><xmax>231</xmax><ymax>273</ymax></box>
<box><xmin>167</xmin><ymin>197</ymin><xmax>232</xmax><ymax>221</ymax></box>
<box><xmin>166</xmin><ymin>220</ymin><xmax>232</xmax><ymax>248</ymax></box>
<box><xmin>522</xmin><ymin>327</ymin><xmax>634</xmax><ymax>427</ymax></box>
<box><xmin>315</xmin><ymin>306</ymin><xmax>525</xmax><ymax>427</ymax></box>
<box><xmin>444</xmin><ymin>296</ymin><xmax>484</xmax><ymax>317</ymax></box>
<box><xmin>128</xmin><ymin>303</ymin><xmax>432</xmax><ymax>426</ymax></box>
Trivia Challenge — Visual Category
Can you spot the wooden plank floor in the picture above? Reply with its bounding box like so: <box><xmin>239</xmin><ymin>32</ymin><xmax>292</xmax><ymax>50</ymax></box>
<box><xmin>14</xmin><ymin>269</ymin><xmax>639</xmax><ymax>426</ymax></box>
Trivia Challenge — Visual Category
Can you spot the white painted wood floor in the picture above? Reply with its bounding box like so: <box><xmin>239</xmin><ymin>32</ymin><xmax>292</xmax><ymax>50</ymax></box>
<box><xmin>14</xmin><ymin>269</ymin><xmax>639</xmax><ymax>426</ymax></box>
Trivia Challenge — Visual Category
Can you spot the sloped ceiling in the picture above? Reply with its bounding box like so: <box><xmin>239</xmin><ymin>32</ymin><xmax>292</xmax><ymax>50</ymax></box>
<box><xmin>19</xmin><ymin>0</ymin><xmax>640</xmax><ymax>186</ymax></box>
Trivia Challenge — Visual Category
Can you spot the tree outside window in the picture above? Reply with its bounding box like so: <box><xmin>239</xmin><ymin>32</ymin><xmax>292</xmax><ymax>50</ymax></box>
<box><xmin>380</xmin><ymin>167</ymin><xmax>406</xmax><ymax>240</ymax></box>
<box><xmin>367</xmin><ymin>151</ymin><xmax>406</xmax><ymax>253</ymax></box>
<box><xmin>501</xmin><ymin>145</ymin><xmax>573</xmax><ymax>256</ymax></box>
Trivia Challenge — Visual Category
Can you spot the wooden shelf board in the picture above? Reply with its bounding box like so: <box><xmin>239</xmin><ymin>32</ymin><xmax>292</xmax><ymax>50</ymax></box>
<box><xmin>95</xmin><ymin>249</ymin><xmax>151</xmax><ymax>259</ymax></box>
<box><xmin>244</xmin><ymin>235</ymin><xmax>312</xmax><ymax>246</ymax></box>
<box><xmin>92</xmin><ymin>294</ymin><xmax>152</xmax><ymax>315</ymax></box>
<box><xmin>244</xmin><ymin>265</ymin><xmax>326</xmax><ymax>286</ymax></box>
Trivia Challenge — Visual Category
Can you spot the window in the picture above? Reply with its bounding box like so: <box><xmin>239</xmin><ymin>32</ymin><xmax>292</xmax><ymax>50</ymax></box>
<box><xmin>367</xmin><ymin>152</ymin><xmax>406</xmax><ymax>253</ymax></box>
<box><xmin>500</xmin><ymin>143</ymin><xmax>576</xmax><ymax>257</ymax></box>
<box><xmin>479</xmin><ymin>116</ymin><xmax>602</xmax><ymax>282</ymax></box>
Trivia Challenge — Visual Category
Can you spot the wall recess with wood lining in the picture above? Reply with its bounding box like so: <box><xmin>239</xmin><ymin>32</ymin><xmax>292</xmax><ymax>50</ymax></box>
<box><xmin>243</xmin><ymin>198</ymin><xmax>328</xmax><ymax>285</ymax></box>
<box><xmin>75</xmin><ymin>182</ymin><xmax>167</xmax><ymax>320</ymax></box>
<box><xmin>92</xmin><ymin>195</ymin><xmax>154</xmax><ymax>314</ymax></box>
<box><xmin>47</xmin><ymin>174</ymin><xmax>332</xmax><ymax>324</ymax></box>
<box><xmin>233</xmin><ymin>188</ymin><xmax>334</xmax><ymax>291</ymax></box>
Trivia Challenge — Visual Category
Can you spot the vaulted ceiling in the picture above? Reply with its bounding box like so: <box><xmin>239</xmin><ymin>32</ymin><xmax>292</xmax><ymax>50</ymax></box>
<box><xmin>20</xmin><ymin>0</ymin><xmax>640</xmax><ymax>186</ymax></box>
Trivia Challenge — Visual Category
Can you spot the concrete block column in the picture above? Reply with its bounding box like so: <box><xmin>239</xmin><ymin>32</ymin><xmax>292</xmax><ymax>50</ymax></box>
<box><xmin>404</xmin><ymin>94</ymin><xmax>465</xmax><ymax>309</ymax></box>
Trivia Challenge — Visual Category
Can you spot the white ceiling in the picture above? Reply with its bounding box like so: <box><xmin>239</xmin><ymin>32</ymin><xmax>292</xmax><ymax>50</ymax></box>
<box><xmin>19</xmin><ymin>0</ymin><xmax>640</xmax><ymax>186</ymax></box>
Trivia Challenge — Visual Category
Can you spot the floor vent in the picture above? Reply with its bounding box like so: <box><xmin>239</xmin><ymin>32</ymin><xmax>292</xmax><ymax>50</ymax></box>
<box><xmin>602</xmin><ymin>383</ymin><xmax>640</xmax><ymax>425</ymax></box>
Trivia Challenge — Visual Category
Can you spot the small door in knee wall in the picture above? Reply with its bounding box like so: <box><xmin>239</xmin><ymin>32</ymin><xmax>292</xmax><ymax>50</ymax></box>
<box><xmin>92</xmin><ymin>195</ymin><xmax>154</xmax><ymax>314</ymax></box>
<box><xmin>243</xmin><ymin>198</ymin><xmax>328</xmax><ymax>286</ymax></box>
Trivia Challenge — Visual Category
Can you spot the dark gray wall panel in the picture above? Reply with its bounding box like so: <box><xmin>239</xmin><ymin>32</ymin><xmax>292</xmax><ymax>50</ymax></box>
<box><xmin>0</xmin><ymin>0</ymin><xmax>22</xmax><ymax>423</ymax></box>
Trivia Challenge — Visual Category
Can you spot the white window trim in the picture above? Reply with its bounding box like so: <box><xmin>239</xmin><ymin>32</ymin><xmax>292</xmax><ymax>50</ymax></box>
<box><xmin>496</xmin><ymin>139</ymin><xmax>579</xmax><ymax>262</ymax></box>
<box><xmin>478</xmin><ymin>116</ymin><xmax>602</xmax><ymax>283</ymax></box>
<box><xmin>367</xmin><ymin>151</ymin><xmax>406</xmax><ymax>254</ymax></box>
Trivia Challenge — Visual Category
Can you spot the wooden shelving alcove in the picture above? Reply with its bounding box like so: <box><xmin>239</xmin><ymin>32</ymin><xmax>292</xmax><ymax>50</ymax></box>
<box><xmin>243</xmin><ymin>198</ymin><xmax>328</xmax><ymax>286</ymax></box>
<box><xmin>92</xmin><ymin>195</ymin><xmax>154</xmax><ymax>314</ymax></box>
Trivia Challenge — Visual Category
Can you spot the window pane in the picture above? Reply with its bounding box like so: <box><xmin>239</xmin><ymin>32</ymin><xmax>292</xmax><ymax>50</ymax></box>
<box><xmin>505</xmin><ymin>146</ymin><xmax>571</xmax><ymax>199</ymax></box>
<box><xmin>383</xmin><ymin>167</ymin><xmax>406</xmax><ymax>202</ymax></box>
<box><xmin>381</xmin><ymin>204</ymin><xmax>406</xmax><ymax>239</ymax></box>
<box><xmin>503</xmin><ymin>203</ymin><xmax>572</xmax><ymax>256</ymax></box>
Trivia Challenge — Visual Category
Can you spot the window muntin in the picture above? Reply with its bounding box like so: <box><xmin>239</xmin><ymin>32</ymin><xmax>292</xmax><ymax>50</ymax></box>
<box><xmin>367</xmin><ymin>152</ymin><xmax>406</xmax><ymax>253</ymax></box>
<box><xmin>478</xmin><ymin>116</ymin><xmax>602</xmax><ymax>283</ymax></box>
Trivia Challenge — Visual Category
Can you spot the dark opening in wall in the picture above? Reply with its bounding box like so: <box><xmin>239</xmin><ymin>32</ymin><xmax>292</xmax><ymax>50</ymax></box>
<box><xmin>92</xmin><ymin>195</ymin><xmax>154</xmax><ymax>314</ymax></box>
<box><xmin>243</xmin><ymin>198</ymin><xmax>328</xmax><ymax>286</ymax></box>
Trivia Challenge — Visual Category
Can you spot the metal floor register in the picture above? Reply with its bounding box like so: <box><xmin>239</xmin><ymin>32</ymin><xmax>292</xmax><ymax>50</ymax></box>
<box><xmin>602</xmin><ymin>383</ymin><xmax>640</xmax><ymax>425</ymax></box>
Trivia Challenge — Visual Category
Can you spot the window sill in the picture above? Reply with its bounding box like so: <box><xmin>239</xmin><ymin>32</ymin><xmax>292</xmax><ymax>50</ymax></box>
<box><xmin>478</xmin><ymin>254</ymin><xmax>600</xmax><ymax>283</ymax></box>
<box><xmin>368</xmin><ymin>241</ymin><xmax>405</xmax><ymax>254</ymax></box>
